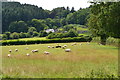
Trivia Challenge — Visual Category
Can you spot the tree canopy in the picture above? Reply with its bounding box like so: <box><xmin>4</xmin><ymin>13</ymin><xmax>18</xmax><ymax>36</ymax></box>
<box><xmin>2</xmin><ymin>2</ymin><xmax>89</xmax><ymax>33</ymax></box>
<box><xmin>87</xmin><ymin>2</ymin><xmax>120</xmax><ymax>44</ymax></box>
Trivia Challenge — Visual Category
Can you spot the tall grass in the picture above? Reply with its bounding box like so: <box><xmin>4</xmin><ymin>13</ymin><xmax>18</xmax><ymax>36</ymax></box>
<box><xmin>2</xmin><ymin>42</ymin><xmax>118</xmax><ymax>78</ymax></box>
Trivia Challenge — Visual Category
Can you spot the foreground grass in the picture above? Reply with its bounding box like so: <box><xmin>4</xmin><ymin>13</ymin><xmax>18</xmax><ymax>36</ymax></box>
<box><xmin>2</xmin><ymin>42</ymin><xmax>118</xmax><ymax>78</ymax></box>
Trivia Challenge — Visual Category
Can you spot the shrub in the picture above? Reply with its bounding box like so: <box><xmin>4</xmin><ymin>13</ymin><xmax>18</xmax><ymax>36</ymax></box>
<box><xmin>19</xmin><ymin>32</ymin><xmax>27</xmax><ymax>38</ymax></box>
<box><xmin>2</xmin><ymin>37</ymin><xmax>92</xmax><ymax>46</ymax></box>
<box><xmin>2</xmin><ymin>34</ymin><xmax>8</xmax><ymax>40</ymax></box>
<box><xmin>106</xmin><ymin>37</ymin><xmax>119</xmax><ymax>46</ymax></box>
<box><xmin>10</xmin><ymin>32</ymin><xmax>19</xmax><ymax>39</ymax></box>
<box><xmin>39</xmin><ymin>31</ymin><xmax>48</xmax><ymax>37</ymax></box>
<box><xmin>33</xmin><ymin>31</ymin><xmax>39</xmax><ymax>37</ymax></box>
<box><xmin>92</xmin><ymin>37</ymin><xmax>120</xmax><ymax>46</ymax></box>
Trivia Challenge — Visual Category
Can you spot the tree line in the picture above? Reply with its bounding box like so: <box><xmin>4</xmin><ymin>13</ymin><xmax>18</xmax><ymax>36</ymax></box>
<box><xmin>2</xmin><ymin>2</ymin><xmax>89</xmax><ymax>33</ymax></box>
<box><xmin>2</xmin><ymin>24</ymin><xmax>80</xmax><ymax>40</ymax></box>
<box><xmin>2</xmin><ymin>1</ymin><xmax>119</xmax><ymax>45</ymax></box>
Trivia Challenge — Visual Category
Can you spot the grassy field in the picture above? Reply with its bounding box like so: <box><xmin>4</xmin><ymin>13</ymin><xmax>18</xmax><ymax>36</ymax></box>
<box><xmin>2</xmin><ymin>42</ymin><xmax>118</xmax><ymax>78</ymax></box>
<box><xmin>1</xmin><ymin>37</ymin><xmax>46</xmax><ymax>41</ymax></box>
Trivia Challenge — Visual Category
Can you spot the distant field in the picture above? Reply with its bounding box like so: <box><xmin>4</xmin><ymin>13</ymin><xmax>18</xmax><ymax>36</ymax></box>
<box><xmin>2</xmin><ymin>37</ymin><xmax>46</xmax><ymax>41</ymax></box>
<box><xmin>2</xmin><ymin>42</ymin><xmax>118</xmax><ymax>78</ymax></box>
<box><xmin>18</xmin><ymin>37</ymin><xmax>46</xmax><ymax>41</ymax></box>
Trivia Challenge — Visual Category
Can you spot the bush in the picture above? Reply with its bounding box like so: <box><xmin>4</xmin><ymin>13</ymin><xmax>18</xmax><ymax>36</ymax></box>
<box><xmin>2</xmin><ymin>34</ymin><xmax>8</xmax><ymax>40</ymax></box>
<box><xmin>2</xmin><ymin>37</ymin><xmax>92</xmax><ymax>46</ymax></box>
<box><xmin>46</xmin><ymin>29</ymin><xmax>79</xmax><ymax>39</ymax></box>
<box><xmin>46</xmin><ymin>33</ymin><xmax>56</xmax><ymax>39</ymax></box>
<box><xmin>91</xmin><ymin>37</ymin><xmax>101</xmax><ymax>43</ymax></box>
<box><xmin>106</xmin><ymin>37</ymin><xmax>119</xmax><ymax>46</ymax></box>
<box><xmin>4</xmin><ymin>32</ymin><xmax>11</xmax><ymax>39</ymax></box>
<box><xmin>39</xmin><ymin>31</ymin><xmax>48</xmax><ymax>37</ymax></box>
<box><xmin>33</xmin><ymin>31</ymin><xmax>39</xmax><ymax>37</ymax></box>
<box><xmin>92</xmin><ymin>37</ymin><xmax>120</xmax><ymax>46</ymax></box>
<box><xmin>10</xmin><ymin>32</ymin><xmax>19</xmax><ymax>39</ymax></box>
<box><xmin>19</xmin><ymin>32</ymin><xmax>27</xmax><ymax>38</ymax></box>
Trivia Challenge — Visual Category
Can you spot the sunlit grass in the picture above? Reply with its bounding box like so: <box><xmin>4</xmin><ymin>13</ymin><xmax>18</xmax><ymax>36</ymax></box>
<box><xmin>1</xmin><ymin>37</ymin><xmax>46</xmax><ymax>42</ymax></box>
<box><xmin>2</xmin><ymin>42</ymin><xmax>118</xmax><ymax>78</ymax></box>
<box><xmin>19</xmin><ymin>37</ymin><xmax>46</xmax><ymax>40</ymax></box>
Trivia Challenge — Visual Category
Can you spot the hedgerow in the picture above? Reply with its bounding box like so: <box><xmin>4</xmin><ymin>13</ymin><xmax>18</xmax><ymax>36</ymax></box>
<box><xmin>2</xmin><ymin>37</ymin><xmax>92</xmax><ymax>46</ymax></box>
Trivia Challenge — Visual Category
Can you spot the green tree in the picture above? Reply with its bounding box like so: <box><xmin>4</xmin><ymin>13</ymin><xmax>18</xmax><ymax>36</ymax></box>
<box><xmin>4</xmin><ymin>32</ymin><xmax>11</xmax><ymax>39</ymax></box>
<box><xmin>25</xmin><ymin>33</ymin><xmax>31</xmax><ymax>38</ymax></box>
<box><xmin>46</xmin><ymin>33</ymin><xmax>56</xmax><ymax>39</ymax></box>
<box><xmin>67</xmin><ymin>29</ymin><xmax>78</xmax><ymax>37</ymax></box>
<box><xmin>2</xmin><ymin>2</ymin><xmax>49</xmax><ymax>32</ymax></box>
<box><xmin>66</xmin><ymin>8</ymin><xmax>90</xmax><ymax>25</ymax></box>
<box><xmin>70</xmin><ymin>7</ymin><xmax>75</xmax><ymax>13</ymax></box>
<box><xmin>66</xmin><ymin>13</ymin><xmax>75</xmax><ymax>24</ymax></box>
<box><xmin>50</xmin><ymin>7</ymin><xmax>70</xmax><ymax>19</ymax></box>
<box><xmin>10</xmin><ymin>32</ymin><xmax>19</xmax><ymax>39</ymax></box>
<box><xmin>28</xmin><ymin>27</ymin><xmax>37</xmax><ymax>36</ymax></box>
<box><xmin>33</xmin><ymin>31</ymin><xmax>39</xmax><ymax>37</ymax></box>
<box><xmin>29</xmin><ymin>19</ymin><xmax>48</xmax><ymax>31</ymax></box>
<box><xmin>39</xmin><ymin>31</ymin><xmax>48</xmax><ymax>37</ymax></box>
<box><xmin>87</xmin><ymin>2</ymin><xmax>120</xmax><ymax>45</ymax></box>
<box><xmin>9</xmin><ymin>21</ymin><xmax>28</xmax><ymax>33</ymax></box>
<box><xmin>63</xmin><ymin>24</ymin><xmax>76</xmax><ymax>31</ymax></box>
<box><xmin>19</xmin><ymin>32</ymin><xmax>27</xmax><ymax>38</ymax></box>
<box><xmin>2</xmin><ymin>34</ymin><xmax>8</xmax><ymax>40</ymax></box>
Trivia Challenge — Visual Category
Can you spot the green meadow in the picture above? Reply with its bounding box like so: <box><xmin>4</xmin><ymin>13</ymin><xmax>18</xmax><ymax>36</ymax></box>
<box><xmin>2</xmin><ymin>42</ymin><xmax>118</xmax><ymax>78</ymax></box>
<box><xmin>1</xmin><ymin>37</ymin><xmax>47</xmax><ymax>41</ymax></box>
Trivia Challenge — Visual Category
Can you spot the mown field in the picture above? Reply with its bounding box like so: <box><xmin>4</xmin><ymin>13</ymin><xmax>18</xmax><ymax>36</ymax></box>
<box><xmin>2</xmin><ymin>42</ymin><xmax>118</xmax><ymax>78</ymax></box>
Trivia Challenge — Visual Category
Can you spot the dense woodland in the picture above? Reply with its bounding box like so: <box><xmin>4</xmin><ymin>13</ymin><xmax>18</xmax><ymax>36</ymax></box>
<box><xmin>2</xmin><ymin>2</ymin><xmax>89</xmax><ymax>32</ymax></box>
<box><xmin>2</xmin><ymin>2</ymin><xmax>90</xmax><ymax>40</ymax></box>
<box><xmin>1</xmin><ymin>2</ymin><xmax>120</xmax><ymax>45</ymax></box>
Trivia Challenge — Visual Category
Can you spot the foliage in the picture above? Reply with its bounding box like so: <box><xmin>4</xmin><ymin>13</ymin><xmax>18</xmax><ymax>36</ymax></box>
<box><xmin>2</xmin><ymin>2</ymin><xmax>90</xmax><ymax>33</ymax></box>
<box><xmin>46</xmin><ymin>33</ymin><xmax>56</xmax><ymax>39</ymax></box>
<box><xmin>39</xmin><ymin>31</ymin><xmax>48</xmax><ymax>37</ymax></box>
<box><xmin>92</xmin><ymin>37</ymin><xmax>120</xmax><ymax>47</ymax></box>
<box><xmin>2</xmin><ymin>37</ymin><xmax>92</xmax><ymax>45</ymax></box>
<box><xmin>87</xmin><ymin>2</ymin><xmax>120</xmax><ymax>45</ymax></box>
<box><xmin>2</xmin><ymin>2</ymin><xmax>49</xmax><ymax>32</ymax></box>
<box><xmin>2</xmin><ymin>34</ymin><xmax>8</xmax><ymax>40</ymax></box>
<box><xmin>28</xmin><ymin>19</ymin><xmax>48</xmax><ymax>32</ymax></box>
<box><xmin>28</xmin><ymin>27</ymin><xmax>37</xmax><ymax>36</ymax></box>
<box><xmin>66</xmin><ymin>29</ymin><xmax>78</xmax><ymax>37</ymax></box>
<box><xmin>66</xmin><ymin>8</ymin><xmax>90</xmax><ymax>25</ymax></box>
<box><xmin>10</xmin><ymin>32</ymin><xmax>19</xmax><ymax>39</ymax></box>
<box><xmin>106</xmin><ymin>37</ymin><xmax>120</xmax><ymax>46</ymax></box>
<box><xmin>19</xmin><ymin>32</ymin><xmax>27</xmax><ymax>38</ymax></box>
<box><xmin>47</xmin><ymin>29</ymin><xmax>79</xmax><ymax>39</ymax></box>
<box><xmin>9</xmin><ymin>21</ymin><xmax>28</xmax><ymax>33</ymax></box>
<box><xmin>32</xmin><ymin>31</ymin><xmax>39</xmax><ymax>37</ymax></box>
<box><xmin>3</xmin><ymin>32</ymin><xmax>11</xmax><ymax>39</ymax></box>
<box><xmin>50</xmin><ymin>7</ymin><xmax>70</xmax><ymax>19</ymax></box>
<box><xmin>63</xmin><ymin>24</ymin><xmax>77</xmax><ymax>31</ymax></box>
